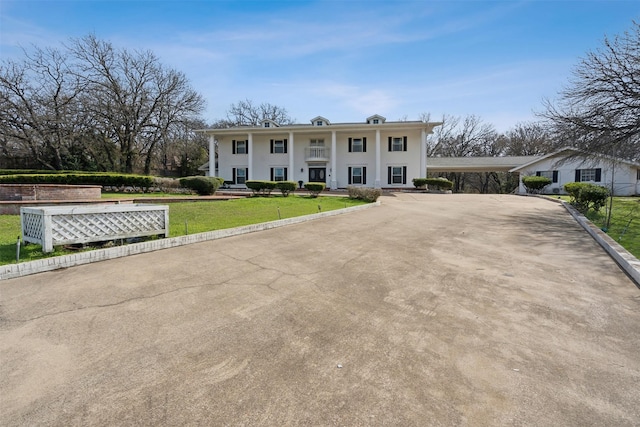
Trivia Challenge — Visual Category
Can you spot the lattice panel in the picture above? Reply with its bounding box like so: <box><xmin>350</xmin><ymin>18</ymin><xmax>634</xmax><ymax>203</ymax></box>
<box><xmin>51</xmin><ymin>210</ymin><xmax>166</xmax><ymax>241</ymax></box>
<box><xmin>22</xmin><ymin>212</ymin><xmax>44</xmax><ymax>241</ymax></box>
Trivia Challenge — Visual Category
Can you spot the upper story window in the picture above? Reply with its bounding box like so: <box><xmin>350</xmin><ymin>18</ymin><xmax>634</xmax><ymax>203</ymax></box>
<box><xmin>389</xmin><ymin>136</ymin><xmax>407</xmax><ymax>152</ymax></box>
<box><xmin>232</xmin><ymin>140</ymin><xmax>247</xmax><ymax>154</ymax></box>
<box><xmin>348</xmin><ymin>137</ymin><xmax>367</xmax><ymax>153</ymax></box>
<box><xmin>372</xmin><ymin>119</ymin><xmax>379</xmax><ymax>124</ymax></box>
<box><xmin>366</xmin><ymin>114</ymin><xmax>386</xmax><ymax>124</ymax></box>
<box><xmin>264</xmin><ymin>122</ymin><xmax>270</xmax><ymax>128</ymax></box>
<box><xmin>311</xmin><ymin>116</ymin><xmax>330</xmax><ymax>126</ymax></box>
<box><xmin>270</xmin><ymin>139</ymin><xmax>288</xmax><ymax>154</ymax></box>
<box><xmin>316</xmin><ymin>121</ymin><xmax>323</xmax><ymax>126</ymax></box>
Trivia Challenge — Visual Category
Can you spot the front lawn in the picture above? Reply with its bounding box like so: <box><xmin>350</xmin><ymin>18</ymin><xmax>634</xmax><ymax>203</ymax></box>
<box><xmin>0</xmin><ymin>195</ymin><xmax>367</xmax><ymax>266</ymax></box>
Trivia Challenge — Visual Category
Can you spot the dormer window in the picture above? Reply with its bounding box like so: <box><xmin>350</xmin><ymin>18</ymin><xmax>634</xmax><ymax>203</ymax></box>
<box><xmin>366</xmin><ymin>114</ymin><xmax>386</xmax><ymax>124</ymax></box>
<box><xmin>310</xmin><ymin>116</ymin><xmax>330</xmax><ymax>126</ymax></box>
<box><xmin>264</xmin><ymin>122</ymin><xmax>270</xmax><ymax>128</ymax></box>
<box><xmin>260</xmin><ymin>119</ymin><xmax>279</xmax><ymax>128</ymax></box>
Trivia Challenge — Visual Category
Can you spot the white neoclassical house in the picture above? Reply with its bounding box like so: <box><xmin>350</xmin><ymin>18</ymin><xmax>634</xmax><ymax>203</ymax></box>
<box><xmin>198</xmin><ymin>115</ymin><xmax>442</xmax><ymax>190</ymax></box>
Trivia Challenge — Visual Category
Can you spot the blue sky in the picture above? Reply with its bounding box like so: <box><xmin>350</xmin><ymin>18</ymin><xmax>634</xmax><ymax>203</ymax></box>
<box><xmin>1</xmin><ymin>0</ymin><xmax>638</xmax><ymax>131</ymax></box>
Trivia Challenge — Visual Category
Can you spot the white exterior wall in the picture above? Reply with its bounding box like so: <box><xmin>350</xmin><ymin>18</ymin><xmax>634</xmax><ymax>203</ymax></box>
<box><xmin>212</xmin><ymin>124</ymin><xmax>432</xmax><ymax>189</ymax></box>
<box><xmin>517</xmin><ymin>155</ymin><xmax>639</xmax><ymax>196</ymax></box>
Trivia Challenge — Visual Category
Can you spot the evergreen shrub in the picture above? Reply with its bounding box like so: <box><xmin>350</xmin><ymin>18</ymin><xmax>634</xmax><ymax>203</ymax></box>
<box><xmin>564</xmin><ymin>182</ymin><xmax>609</xmax><ymax>213</ymax></box>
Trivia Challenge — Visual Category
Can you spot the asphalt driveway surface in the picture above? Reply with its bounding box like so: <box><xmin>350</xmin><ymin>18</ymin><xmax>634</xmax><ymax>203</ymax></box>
<box><xmin>1</xmin><ymin>194</ymin><xmax>638</xmax><ymax>426</ymax></box>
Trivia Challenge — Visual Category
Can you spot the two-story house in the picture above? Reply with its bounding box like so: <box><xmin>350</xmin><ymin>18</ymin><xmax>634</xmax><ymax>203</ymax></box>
<box><xmin>199</xmin><ymin>115</ymin><xmax>442</xmax><ymax>189</ymax></box>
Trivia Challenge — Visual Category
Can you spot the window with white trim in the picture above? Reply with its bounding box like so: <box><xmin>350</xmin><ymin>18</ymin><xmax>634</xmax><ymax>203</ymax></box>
<box><xmin>271</xmin><ymin>167</ymin><xmax>287</xmax><ymax>181</ymax></box>
<box><xmin>310</xmin><ymin>139</ymin><xmax>324</xmax><ymax>146</ymax></box>
<box><xmin>232</xmin><ymin>140</ymin><xmax>247</xmax><ymax>154</ymax></box>
<box><xmin>348</xmin><ymin>137</ymin><xmax>366</xmax><ymax>152</ymax></box>
<box><xmin>270</xmin><ymin>139</ymin><xmax>287</xmax><ymax>154</ymax></box>
<box><xmin>232</xmin><ymin>167</ymin><xmax>247</xmax><ymax>184</ymax></box>
<box><xmin>388</xmin><ymin>166</ymin><xmax>407</xmax><ymax>185</ymax></box>
<box><xmin>576</xmin><ymin>168</ymin><xmax>601</xmax><ymax>182</ymax></box>
<box><xmin>348</xmin><ymin>166</ymin><xmax>367</xmax><ymax>185</ymax></box>
<box><xmin>536</xmin><ymin>170</ymin><xmax>558</xmax><ymax>183</ymax></box>
<box><xmin>388</xmin><ymin>136</ymin><xmax>407</xmax><ymax>152</ymax></box>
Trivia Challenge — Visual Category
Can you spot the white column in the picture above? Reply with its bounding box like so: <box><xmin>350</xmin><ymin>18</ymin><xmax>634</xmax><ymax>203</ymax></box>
<box><xmin>421</xmin><ymin>128</ymin><xmax>427</xmax><ymax>178</ymax></box>
<box><xmin>208</xmin><ymin>135</ymin><xmax>216</xmax><ymax>177</ymax></box>
<box><xmin>330</xmin><ymin>131</ymin><xmax>337</xmax><ymax>189</ymax></box>
<box><xmin>374</xmin><ymin>129</ymin><xmax>381</xmax><ymax>188</ymax></box>
<box><xmin>247</xmin><ymin>133</ymin><xmax>253</xmax><ymax>180</ymax></box>
<box><xmin>289</xmin><ymin>131</ymin><xmax>295</xmax><ymax>182</ymax></box>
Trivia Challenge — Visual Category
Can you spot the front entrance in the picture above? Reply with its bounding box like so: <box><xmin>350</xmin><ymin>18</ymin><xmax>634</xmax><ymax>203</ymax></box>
<box><xmin>309</xmin><ymin>168</ymin><xmax>326</xmax><ymax>183</ymax></box>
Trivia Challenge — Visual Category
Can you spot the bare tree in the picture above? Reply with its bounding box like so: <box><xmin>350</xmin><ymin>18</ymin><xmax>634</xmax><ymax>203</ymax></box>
<box><xmin>69</xmin><ymin>35</ymin><xmax>205</xmax><ymax>173</ymax></box>
<box><xmin>0</xmin><ymin>46</ymin><xmax>85</xmax><ymax>170</ymax></box>
<box><xmin>541</xmin><ymin>21</ymin><xmax>640</xmax><ymax>161</ymax></box>
<box><xmin>503</xmin><ymin>122</ymin><xmax>556</xmax><ymax>156</ymax></box>
<box><xmin>214</xmin><ymin>99</ymin><xmax>294</xmax><ymax>127</ymax></box>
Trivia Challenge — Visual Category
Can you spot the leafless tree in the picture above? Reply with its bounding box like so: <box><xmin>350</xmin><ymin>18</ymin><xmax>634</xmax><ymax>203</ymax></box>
<box><xmin>69</xmin><ymin>35</ymin><xmax>206</xmax><ymax>173</ymax></box>
<box><xmin>503</xmin><ymin>122</ymin><xmax>556</xmax><ymax>156</ymax></box>
<box><xmin>0</xmin><ymin>46</ymin><xmax>85</xmax><ymax>170</ymax></box>
<box><xmin>541</xmin><ymin>20</ymin><xmax>640</xmax><ymax>161</ymax></box>
<box><xmin>214</xmin><ymin>99</ymin><xmax>294</xmax><ymax>127</ymax></box>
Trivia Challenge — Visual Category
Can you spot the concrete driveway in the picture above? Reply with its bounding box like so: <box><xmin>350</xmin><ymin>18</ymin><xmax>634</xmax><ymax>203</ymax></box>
<box><xmin>1</xmin><ymin>194</ymin><xmax>638</xmax><ymax>426</ymax></box>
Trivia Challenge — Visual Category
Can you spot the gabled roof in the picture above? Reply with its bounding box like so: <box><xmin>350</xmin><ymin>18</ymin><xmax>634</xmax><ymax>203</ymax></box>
<box><xmin>366</xmin><ymin>114</ymin><xmax>386</xmax><ymax>124</ymax></box>
<box><xmin>310</xmin><ymin>116</ymin><xmax>330</xmax><ymax>126</ymax></box>
<box><xmin>259</xmin><ymin>119</ymin><xmax>279</xmax><ymax>128</ymax></box>
<box><xmin>509</xmin><ymin>147</ymin><xmax>640</xmax><ymax>172</ymax></box>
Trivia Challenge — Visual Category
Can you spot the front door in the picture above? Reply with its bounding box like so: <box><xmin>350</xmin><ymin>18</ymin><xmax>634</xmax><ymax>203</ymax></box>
<box><xmin>309</xmin><ymin>168</ymin><xmax>326</xmax><ymax>183</ymax></box>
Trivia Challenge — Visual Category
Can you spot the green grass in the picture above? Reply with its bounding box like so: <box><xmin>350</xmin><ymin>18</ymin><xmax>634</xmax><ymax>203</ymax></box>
<box><xmin>0</xmin><ymin>195</ymin><xmax>367</xmax><ymax>265</ymax></box>
<box><xmin>556</xmin><ymin>196</ymin><xmax>640</xmax><ymax>259</ymax></box>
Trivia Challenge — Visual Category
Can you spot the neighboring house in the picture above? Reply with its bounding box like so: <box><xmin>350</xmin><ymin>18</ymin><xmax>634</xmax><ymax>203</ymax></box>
<box><xmin>510</xmin><ymin>147</ymin><xmax>640</xmax><ymax>196</ymax></box>
<box><xmin>198</xmin><ymin>115</ymin><xmax>441</xmax><ymax>189</ymax></box>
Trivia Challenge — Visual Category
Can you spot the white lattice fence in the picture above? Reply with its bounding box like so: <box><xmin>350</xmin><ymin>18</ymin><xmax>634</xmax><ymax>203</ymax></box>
<box><xmin>21</xmin><ymin>204</ymin><xmax>169</xmax><ymax>252</ymax></box>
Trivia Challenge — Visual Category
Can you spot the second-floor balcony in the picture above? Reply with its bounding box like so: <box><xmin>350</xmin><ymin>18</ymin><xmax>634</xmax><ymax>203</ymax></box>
<box><xmin>304</xmin><ymin>146</ymin><xmax>330</xmax><ymax>162</ymax></box>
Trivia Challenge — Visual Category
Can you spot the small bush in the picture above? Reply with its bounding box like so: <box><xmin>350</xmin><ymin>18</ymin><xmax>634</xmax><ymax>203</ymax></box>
<box><xmin>153</xmin><ymin>177</ymin><xmax>182</xmax><ymax>192</ymax></box>
<box><xmin>275</xmin><ymin>181</ymin><xmax>297</xmax><ymax>197</ymax></box>
<box><xmin>522</xmin><ymin>176</ymin><xmax>552</xmax><ymax>193</ymax></box>
<box><xmin>179</xmin><ymin>176</ymin><xmax>222</xmax><ymax>195</ymax></box>
<box><xmin>245</xmin><ymin>180</ymin><xmax>277</xmax><ymax>196</ymax></box>
<box><xmin>412</xmin><ymin>177</ymin><xmax>453</xmax><ymax>191</ymax></box>
<box><xmin>564</xmin><ymin>182</ymin><xmax>609</xmax><ymax>213</ymax></box>
<box><xmin>347</xmin><ymin>186</ymin><xmax>382</xmax><ymax>202</ymax></box>
<box><xmin>304</xmin><ymin>182</ymin><xmax>325</xmax><ymax>197</ymax></box>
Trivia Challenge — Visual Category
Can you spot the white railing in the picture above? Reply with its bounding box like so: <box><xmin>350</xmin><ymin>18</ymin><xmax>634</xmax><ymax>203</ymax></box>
<box><xmin>21</xmin><ymin>204</ymin><xmax>169</xmax><ymax>253</ymax></box>
<box><xmin>305</xmin><ymin>146</ymin><xmax>330</xmax><ymax>161</ymax></box>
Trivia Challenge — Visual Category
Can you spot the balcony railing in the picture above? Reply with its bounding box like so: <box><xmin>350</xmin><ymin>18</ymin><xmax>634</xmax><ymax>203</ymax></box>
<box><xmin>305</xmin><ymin>146</ymin><xmax>330</xmax><ymax>161</ymax></box>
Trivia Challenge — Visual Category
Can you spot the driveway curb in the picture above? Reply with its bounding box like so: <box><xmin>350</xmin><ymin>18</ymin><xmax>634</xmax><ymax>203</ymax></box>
<box><xmin>0</xmin><ymin>201</ymin><xmax>380</xmax><ymax>280</ymax></box>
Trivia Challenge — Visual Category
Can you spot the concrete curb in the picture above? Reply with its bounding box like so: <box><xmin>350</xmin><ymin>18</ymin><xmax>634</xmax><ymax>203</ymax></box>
<box><xmin>1</xmin><ymin>201</ymin><xmax>380</xmax><ymax>280</ymax></box>
<box><xmin>557</xmin><ymin>199</ymin><xmax>640</xmax><ymax>287</ymax></box>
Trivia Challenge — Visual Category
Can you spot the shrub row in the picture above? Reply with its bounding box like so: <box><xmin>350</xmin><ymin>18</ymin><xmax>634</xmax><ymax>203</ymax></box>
<box><xmin>347</xmin><ymin>186</ymin><xmax>382</xmax><ymax>202</ymax></box>
<box><xmin>0</xmin><ymin>173</ymin><xmax>155</xmax><ymax>190</ymax></box>
<box><xmin>179</xmin><ymin>176</ymin><xmax>224</xmax><ymax>195</ymax></box>
<box><xmin>412</xmin><ymin>177</ymin><xmax>454</xmax><ymax>191</ymax></box>
<box><xmin>564</xmin><ymin>182</ymin><xmax>609</xmax><ymax>213</ymax></box>
<box><xmin>522</xmin><ymin>176</ymin><xmax>552</xmax><ymax>193</ymax></box>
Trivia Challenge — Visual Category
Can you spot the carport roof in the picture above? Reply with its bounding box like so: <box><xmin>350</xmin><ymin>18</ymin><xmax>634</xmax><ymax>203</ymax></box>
<box><xmin>427</xmin><ymin>156</ymin><xmax>540</xmax><ymax>172</ymax></box>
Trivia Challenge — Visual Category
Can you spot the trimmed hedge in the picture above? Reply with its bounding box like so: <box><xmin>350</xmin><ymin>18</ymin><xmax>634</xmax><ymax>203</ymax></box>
<box><xmin>564</xmin><ymin>182</ymin><xmax>609</xmax><ymax>213</ymax></box>
<box><xmin>179</xmin><ymin>176</ymin><xmax>223</xmax><ymax>195</ymax></box>
<box><xmin>522</xmin><ymin>176</ymin><xmax>552</xmax><ymax>193</ymax></box>
<box><xmin>304</xmin><ymin>182</ymin><xmax>325</xmax><ymax>197</ymax></box>
<box><xmin>275</xmin><ymin>181</ymin><xmax>297</xmax><ymax>197</ymax></box>
<box><xmin>0</xmin><ymin>172</ymin><xmax>154</xmax><ymax>191</ymax></box>
<box><xmin>412</xmin><ymin>177</ymin><xmax>453</xmax><ymax>191</ymax></box>
<box><xmin>347</xmin><ymin>186</ymin><xmax>382</xmax><ymax>202</ymax></box>
<box><xmin>246</xmin><ymin>180</ymin><xmax>277</xmax><ymax>196</ymax></box>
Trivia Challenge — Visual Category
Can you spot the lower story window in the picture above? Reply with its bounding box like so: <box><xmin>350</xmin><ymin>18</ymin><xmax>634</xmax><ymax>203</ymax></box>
<box><xmin>576</xmin><ymin>168</ymin><xmax>601</xmax><ymax>182</ymax></box>
<box><xmin>348</xmin><ymin>166</ymin><xmax>367</xmax><ymax>185</ymax></box>
<box><xmin>271</xmin><ymin>167</ymin><xmax>287</xmax><ymax>181</ymax></box>
<box><xmin>233</xmin><ymin>167</ymin><xmax>247</xmax><ymax>184</ymax></box>
<box><xmin>536</xmin><ymin>170</ymin><xmax>558</xmax><ymax>183</ymax></box>
<box><xmin>388</xmin><ymin>166</ymin><xmax>407</xmax><ymax>185</ymax></box>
